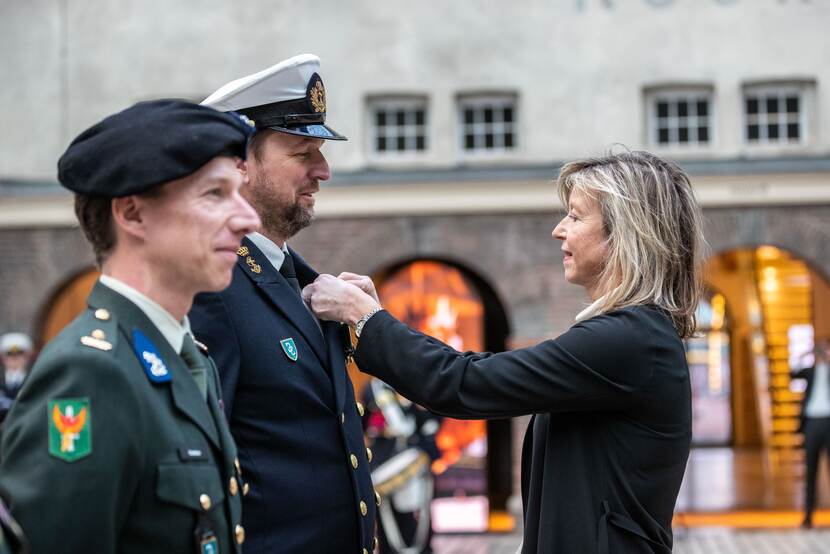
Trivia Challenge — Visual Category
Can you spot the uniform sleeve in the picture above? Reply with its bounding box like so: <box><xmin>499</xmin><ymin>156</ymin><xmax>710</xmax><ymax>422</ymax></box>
<box><xmin>0</xmin><ymin>348</ymin><xmax>145</xmax><ymax>552</ymax></box>
<box><xmin>354</xmin><ymin>309</ymin><xmax>657</xmax><ymax>419</ymax></box>
<box><xmin>190</xmin><ymin>291</ymin><xmax>241</xmax><ymax>416</ymax></box>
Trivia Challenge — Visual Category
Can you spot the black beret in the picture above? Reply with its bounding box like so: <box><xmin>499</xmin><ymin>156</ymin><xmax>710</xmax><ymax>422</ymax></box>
<box><xmin>57</xmin><ymin>99</ymin><xmax>256</xmax><ymax>197</ymax></box>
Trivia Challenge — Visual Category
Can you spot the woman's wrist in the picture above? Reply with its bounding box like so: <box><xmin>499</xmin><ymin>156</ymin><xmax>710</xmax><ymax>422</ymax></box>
<box><xmin>348</xmin><ymin>295</ymin><xmax>381</xmax><ymax>326</ymax></box>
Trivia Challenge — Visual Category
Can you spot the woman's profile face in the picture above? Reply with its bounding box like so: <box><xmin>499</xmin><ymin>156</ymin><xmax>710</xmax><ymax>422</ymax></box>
<box><xmin>552</xmin><ymin>188</ymin><xmax>609</xmax><ymax>300</ymax></box>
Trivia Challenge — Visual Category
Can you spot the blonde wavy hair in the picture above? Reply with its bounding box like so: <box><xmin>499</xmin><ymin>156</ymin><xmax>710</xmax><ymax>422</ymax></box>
<box><xmin>556</xmin><ymin>151</ymin><xmax>706</xmax><ymax>338</ymax></box>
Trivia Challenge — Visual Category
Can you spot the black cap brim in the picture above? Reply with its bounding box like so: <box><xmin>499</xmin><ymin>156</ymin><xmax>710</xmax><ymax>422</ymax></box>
<box><xmin>268</xmin><ymin>124</ymin><xmax>347</xmax><ymax>141</ymax></box>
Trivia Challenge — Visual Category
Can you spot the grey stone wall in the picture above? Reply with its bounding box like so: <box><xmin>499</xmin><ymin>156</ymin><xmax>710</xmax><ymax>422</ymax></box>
<box><xmin>1</xmin><ymin>204</ymin><xmax>829</xmax><ymax>344</ymax></box>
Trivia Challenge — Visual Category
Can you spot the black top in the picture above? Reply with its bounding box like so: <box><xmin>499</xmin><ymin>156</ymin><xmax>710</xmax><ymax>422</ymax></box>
<box><xmin>355</xmin><ymin>304</ymin><xmax>691</xmax><ymax>554</ymax></box>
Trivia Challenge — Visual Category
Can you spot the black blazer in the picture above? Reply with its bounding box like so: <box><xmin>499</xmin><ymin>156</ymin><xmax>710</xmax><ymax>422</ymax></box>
<box><xmin>791</xmin><ymin>364</ymin><xmax>830</xmax><ymax>432</ymax></box>
<box><xmin>190</xmin><ymin>239</ymin><xmax>376</xmax><ymax>554</ymax></box>
<box><xmin>355</xmin><ymin>305</ymin><xmax>690</xmax><ymax>554</ymax></box>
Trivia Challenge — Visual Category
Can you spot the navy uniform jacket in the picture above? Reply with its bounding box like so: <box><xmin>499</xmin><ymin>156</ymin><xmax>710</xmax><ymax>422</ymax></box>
<box><xmin>356</xmin><ymin>306</ymin><xmax>690</xmax><ymax>554</ymax></box>
<box><xmin>0</xmin><ymin>281</ymin><xmax>245</xmax><ymax>553</ymax></box>
<box><xmin>190</xmin><ymin>238</ymin><xmax>377</xmax><ymax>554</ymax></box>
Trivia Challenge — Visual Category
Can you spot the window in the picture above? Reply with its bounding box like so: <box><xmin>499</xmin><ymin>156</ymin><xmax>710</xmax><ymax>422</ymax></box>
<box><xmin>647</xmin><ymin>89</ymin><xmax>712</xmax><ymax>147</ymax></box>
<box><xmin>458</xmin><ymin>95</ymin><xmax>517</xmax><ymax>153</ymax></box>
<box><xmin>368</xmin><ymin>97</ymin><xmax>427</xmax><ymax>155</ymax></box>
<box><xmin>744</xmin><ymin>85</ymin><xmax>807</xmax><ymax>145</ymax></box>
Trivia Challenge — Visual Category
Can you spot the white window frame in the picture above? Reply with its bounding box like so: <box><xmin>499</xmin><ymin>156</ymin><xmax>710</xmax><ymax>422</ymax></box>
<box><xmin>743</xmin><ymin>84</ymin><xmax>809</xmax><ymax>146</ymax></box>
<box><xmin>366</xmin><ymin>96</ymin><xmax>428</xmax><ymax>161</ymax></box>
<box><xmin>457</xmin><ymin>94</ymin><xmax>518</xmax><ymax>156</ymax></box>
<box><xmin>645</xmin><ymin>88</ymin><xmax>714</xmax><ymax>150</ymax></box>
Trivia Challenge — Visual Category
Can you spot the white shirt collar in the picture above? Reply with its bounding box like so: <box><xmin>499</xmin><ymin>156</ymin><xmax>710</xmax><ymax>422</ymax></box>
<box><xmin>99</xmin><ymin>275</ymin><xmax>192</xmax><ymax>353</ymax></box>
<box><xmin>247</xmin><ymin>232</ymin><xmax>288</xmax><ymax>272</ymax></box>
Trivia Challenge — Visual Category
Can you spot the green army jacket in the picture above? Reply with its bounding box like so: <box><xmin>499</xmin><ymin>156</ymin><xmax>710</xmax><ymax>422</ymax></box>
<box><xmin>0</xmin><ymin>281</ymin><xmax>245</xmax><ymax>553</ymax></box>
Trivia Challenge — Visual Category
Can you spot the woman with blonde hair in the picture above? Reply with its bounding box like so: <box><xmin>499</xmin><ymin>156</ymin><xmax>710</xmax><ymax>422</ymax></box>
<box><xmin>305</xmin><ymin>151</ymin><xmax>706</xmax><ymax>553</ymax></box>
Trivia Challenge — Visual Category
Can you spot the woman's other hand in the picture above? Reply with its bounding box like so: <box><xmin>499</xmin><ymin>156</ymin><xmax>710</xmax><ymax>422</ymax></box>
<box><xmin>303</xmin><ymin>274</ymin><xmax>381</xmax><ymax>324</ymax></box>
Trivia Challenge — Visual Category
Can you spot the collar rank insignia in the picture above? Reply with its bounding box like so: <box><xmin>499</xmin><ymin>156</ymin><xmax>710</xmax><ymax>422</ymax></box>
<box><xmin>48</xmin><ymin>397</ymin><xmax>92</xmax><ymax>462</ymax></box>
<box><xmin>280</xmin><ymin>338</ymin><xmax>299</xmax><ymax>362</ymax></box>
<box><xmin>246</xmin><ymin>256</ymin><xmax>261</xmax><ymax>274</ymax></box>
<box><xmin>237</xmin><ymin>246</ymin><xmax>249</xmax><ymax>257</ymax></box>
<box><xmin>132</xmin><ymin>328</ymin><xmax>171</xmax><ymax>383</ymax></box>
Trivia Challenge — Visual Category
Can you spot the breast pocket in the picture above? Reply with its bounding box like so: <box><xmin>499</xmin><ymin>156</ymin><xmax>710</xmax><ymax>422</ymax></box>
<box><xmin>156</xmin><ymin>462</ymin><xmax>226</xmax><ymax>513</ymax></box>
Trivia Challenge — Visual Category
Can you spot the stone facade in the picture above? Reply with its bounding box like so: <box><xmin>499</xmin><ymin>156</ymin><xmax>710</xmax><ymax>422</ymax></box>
<box><xmin>3</xmin><ymin>203</ymin><xmax>829</xmax><ymax>343</ymax></box>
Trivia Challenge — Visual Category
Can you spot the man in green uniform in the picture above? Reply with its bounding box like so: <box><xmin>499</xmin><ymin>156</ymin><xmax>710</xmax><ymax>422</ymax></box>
<box><xmin>0</xmin><ymin>100</ymin><xmax>261</xmax><ymax>553</ymax></box>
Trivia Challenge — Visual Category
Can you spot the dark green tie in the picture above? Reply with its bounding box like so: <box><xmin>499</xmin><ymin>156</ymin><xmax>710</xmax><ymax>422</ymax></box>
<box><xmin>180</xmin><ymin>334</ymin><xmax>207</xmax><ymax>401</ymax></box>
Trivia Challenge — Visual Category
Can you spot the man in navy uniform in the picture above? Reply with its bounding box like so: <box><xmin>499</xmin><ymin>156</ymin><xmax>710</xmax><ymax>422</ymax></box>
<box><xmin>0</xmin><ymin>100</ymin><xmax>261</xmax><ymax>552</ymax></box>
<box><xmin>190</xmin><ymin>55</ymin><xmax>378</xmax><ymax>553</ymax></box>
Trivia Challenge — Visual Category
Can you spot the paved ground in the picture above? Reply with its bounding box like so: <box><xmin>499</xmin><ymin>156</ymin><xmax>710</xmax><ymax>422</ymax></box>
<box><xmin>432</xmin><ymin>529</ymin><xmax>830</xmax><ymax>553</ymax></box>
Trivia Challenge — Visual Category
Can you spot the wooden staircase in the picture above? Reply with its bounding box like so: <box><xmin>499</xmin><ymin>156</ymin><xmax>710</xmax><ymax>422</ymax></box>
<box><xmin>754</xmin><ymin>247</ymin><xmax>811</xmax><ymax>462</ymax></box>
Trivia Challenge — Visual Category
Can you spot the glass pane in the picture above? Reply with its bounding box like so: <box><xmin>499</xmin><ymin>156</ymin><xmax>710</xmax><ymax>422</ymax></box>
<box><xmin>746</xmin><ymin>97</ymin><xmax>758</xmax><ymax>115</ymax></box>
<box><xmin>658</xmin><ymin>128</ymin><xmax>670</xmax><ymax>144</ymax></box>
<box><xmin>786</xmin><ymin>96</ymin><xmax>799</xmax><ymax>114</ymax></box>
<box><xmin>748</xmin><ymin>124</ymin><xmax>759</xmax><ymax>140</ymax></box>
<box><xmin>504</xmin><ymin>132</ymin><xmax>514</xmax><ymax>148</ymax></box>
<box><xmin>465</xmin><ymin>134</ymin><xmax>475</xmax><ymax>149</ymax></box>
<box><xmin>677</xmin><ymin>101</ymin><xmax>689</xmax><ymax>118</ymax></box>
<box><xmin>657</xmin><ymin>101</ymin><xmax>669</xmax><ymax>118</ymax></box>
<box><xmin>415</xmin><ymin>109</ymin><xmax>425</xmax><ymax>125</ymax></box>
<box><xmin>395</xmin><ymin>110</ymin><xmax>406</xmax><ymax>126</ymax></box>
<box><xmin>696</xmin><ymin>100</ymin><xmax>708</xmax><ymax>117</ymax></box>
<box><xmin>787</xmin><ymin>123</ymin><xmax>800</xmax><ymax>139</ymax></box>
<box><xmin>698</xmin><ymin>126</ymin><xmax>709</xmax><ymax>143</ymax></box>
<box><xmin>376</xmin><ymin>136</ymin><xmax>386</xmax><ymax>151</ymax></box>
<box><xmin>503</xmin><ymin>107</ymin><xmax>514</xmax><ymax>123</ymax></box>
<box><xmin>485</xmin><ymin>133</ymin><xmax>494</xmax><ymax>148</ymax></box>
<box><xmin>766</xmin><ymin>97</ymin><xmax>779</xmax><ymax>114</ymax></box>
<box><xmin>464</xmin><ymin>108</ymin><xmax>474</xmax><ymax>125</ymax></box>
<box><xmin>416</xmin><ymin>135</ymin><xmax>426</xmax><ymax>150</ymax></box>
<box><xmin>678</xmin><ymin>127</ymin><xmax>689</xmax><ymax>143</ymax></box>
<box><xmin>376</xmin><ymin>110</ymin><xmax>386</xmax><ymax>127</ymax></box>
<box><xmin>484</xmin><ymin>108</ymin><xmax>494</xmax><ymax>124</ymax></box>
<box><xmin>768</xmin><ymin>123</ymin><xmax>779</xmax><ymax>139</ymax></box>
<box><xmin>396</xmin><ymin>136</ymin><xmax>406</xmax><ymax>150</ymax></box>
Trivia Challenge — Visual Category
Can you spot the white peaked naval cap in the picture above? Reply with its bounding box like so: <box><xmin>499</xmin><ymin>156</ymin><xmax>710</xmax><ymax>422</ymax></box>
<box><xmin>0</xmin><ymin>332</ymin><xmax>33</xmax><ymax>355</ymax></box>
<box><xmin>201</xmin><ymin>54</ymin><xmax>346</xmax><ymax>140</ymax></box>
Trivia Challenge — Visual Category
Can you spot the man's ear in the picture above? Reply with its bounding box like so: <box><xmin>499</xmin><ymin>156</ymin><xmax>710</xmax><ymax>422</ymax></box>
<box><xmin>111</xmin><ymin>195</ymin><xmax>146</xmax><ymax>240</ymax></box>
<box><xmin>238</xmin><ymin>157</ymin><xmax>249</xmax><ymax>180</ymax></box>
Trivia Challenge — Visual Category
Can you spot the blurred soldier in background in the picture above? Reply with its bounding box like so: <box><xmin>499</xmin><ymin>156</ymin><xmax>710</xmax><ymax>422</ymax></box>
<box><xmin>363</xmin><ymin>378</ymin><xmax>442</xmax><ymax>554</ymax></box>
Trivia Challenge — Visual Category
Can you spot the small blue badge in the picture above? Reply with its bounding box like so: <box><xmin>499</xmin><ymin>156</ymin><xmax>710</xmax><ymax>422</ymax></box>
<box><xmin>133</xmin><ymin>328</ymin><xmax>171</xmax><ymax>383</ymax></box>
<box><xmin>280</xmin><ymin>338</ymin><xmax>299</xmax><ymax>362</ymax></box>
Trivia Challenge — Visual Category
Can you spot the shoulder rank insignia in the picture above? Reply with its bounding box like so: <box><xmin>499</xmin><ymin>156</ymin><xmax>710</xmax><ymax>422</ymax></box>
<box><xmin>80</xmin><ymin>335</ymin><xmax>112</xmax><ymax>351</ymax></box>
<box><xmin>132</xmin><ymin>328</ymin><xmax>171</xmax><ymax>383</ymax></box>
<box><xmin>48</xmin><ymin>397</ymin><xmax>92</xmax><ymax>462</ymax></box>
<box><xmin>280</xmin><ymin>338</ymin><xmax>299</xmax><ymax>362</ymax></box>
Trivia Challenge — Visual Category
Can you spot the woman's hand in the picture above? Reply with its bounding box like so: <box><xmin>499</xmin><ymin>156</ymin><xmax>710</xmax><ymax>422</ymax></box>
<box><xmin>337</xmin><ymin>272</ymin><xmax>380</xmax><ymax>303</ymax></box>
<box><xmin>302</xmin><ymin>274</ymin><xmax>381</xmax><ymax>325</ymax></box>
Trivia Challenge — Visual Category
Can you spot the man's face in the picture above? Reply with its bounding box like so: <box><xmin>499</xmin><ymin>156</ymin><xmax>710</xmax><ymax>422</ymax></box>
<box><xmin>243</xmin><ymin>131</ymin><xmax>331</xmax><ymax>241</ymax></box>
<box><xmin>1</xmin><ymin>351</ymin><xmax>30</xmax><ymax>372</ymax></box>
<box><xmin>139</xmin><ymin>156</ymin><xmax>261</xmax><ymax>294</ymax></box>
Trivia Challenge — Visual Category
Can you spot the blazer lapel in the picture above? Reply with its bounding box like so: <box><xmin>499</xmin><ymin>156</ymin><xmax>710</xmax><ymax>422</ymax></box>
<box><xmin>236</xmin><ymin>239</ymin><xmax>329</xmax><ymax>366</ymax></box>
<box><xmin>322</xmin><ymin>321</ymin><xmax>348</xmax><ymax>415</ymax></box>
<box><xmin>87</xmin><ymin>281</ymin><xmax>221</xmax><ymax>449</ymax></box>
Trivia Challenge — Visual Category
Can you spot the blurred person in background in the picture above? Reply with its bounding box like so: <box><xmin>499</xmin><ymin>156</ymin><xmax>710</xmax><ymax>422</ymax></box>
<box><xmin>305</xmin><ymin>151</ymin><xmax>706</xmax><ymax>554</ymax></box>
<box><xmin>791</xmin><ymin>338</ymin><xmax>830</xmax><ymax>528</ymax></box>
<box><xmin>0</xmin><ymin>333</ymin><xmax>33</xmax><ymax>422</ymax></box>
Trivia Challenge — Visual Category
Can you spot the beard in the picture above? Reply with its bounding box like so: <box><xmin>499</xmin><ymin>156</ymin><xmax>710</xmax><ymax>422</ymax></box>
<box><xmin>249</xmin><ymin>173</ymin><xmax>315</xmax><ymax>240</ymax></box>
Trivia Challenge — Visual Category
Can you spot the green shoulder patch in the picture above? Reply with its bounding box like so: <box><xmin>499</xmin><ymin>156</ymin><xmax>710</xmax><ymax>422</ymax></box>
<box><xmin>48</xmin><ymin>398</ymin><xmax>92</xmax><ymax>462</ymax></box>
